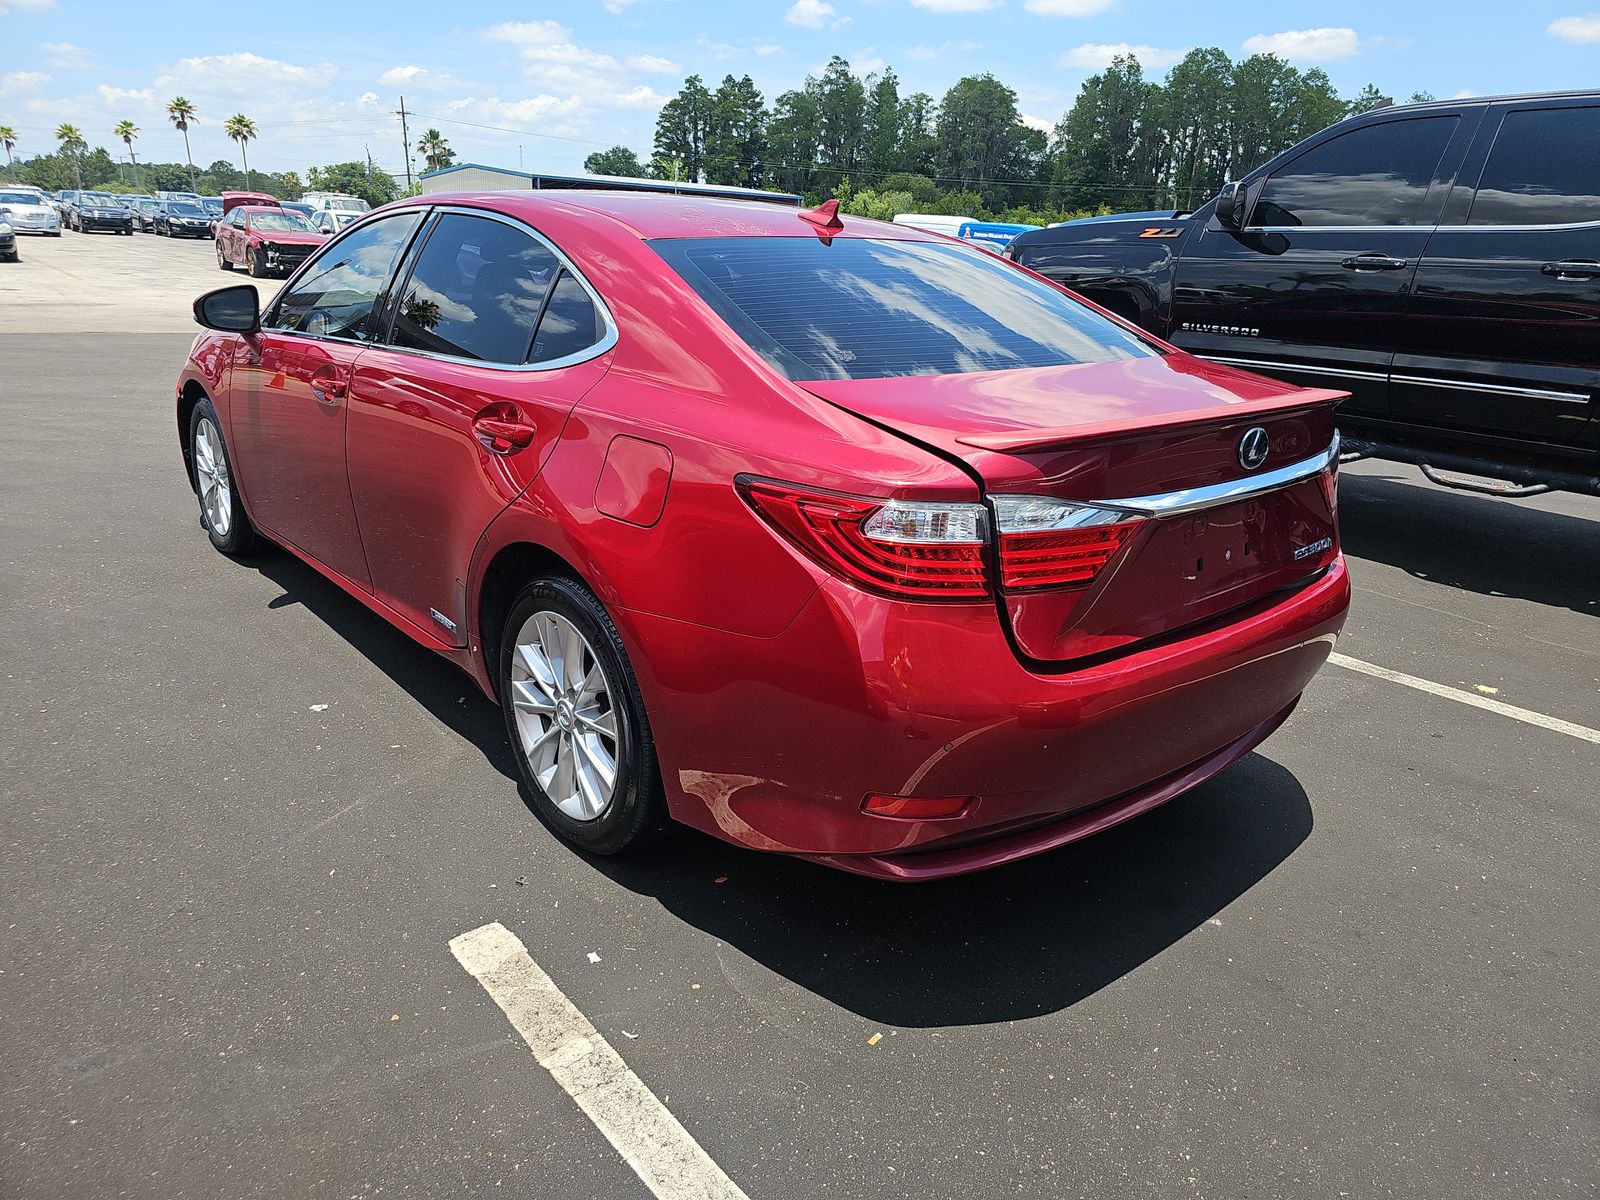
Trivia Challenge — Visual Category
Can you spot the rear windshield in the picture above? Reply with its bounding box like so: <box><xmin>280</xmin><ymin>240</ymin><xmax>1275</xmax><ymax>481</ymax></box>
<box><xmin>650</xmin><ymin>235</ymin><xmax>1156</xmax><ymax>381</ymax></box>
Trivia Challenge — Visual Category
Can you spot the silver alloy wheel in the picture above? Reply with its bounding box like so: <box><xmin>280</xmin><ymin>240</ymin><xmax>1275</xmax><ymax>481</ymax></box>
<box><xmin>193</xmin><ymin>417</ymin><xmax>232</xmax><ymax>538</ymax></box>
<box><xmin>509</xmin><ymin>610</ymin><xmax>620</xmax><ymax>822</ymax></box>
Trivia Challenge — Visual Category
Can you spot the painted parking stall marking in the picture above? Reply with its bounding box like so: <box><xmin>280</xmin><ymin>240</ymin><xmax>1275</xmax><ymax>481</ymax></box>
<box><xmin>1329</xmin><ymin>652</ymin><xmax>1600</xmax><ymax>745</ymax></box>
<box><xmin>450</xmin><ymin>922</ymin><xmax>751</xmax><ymax>1200</ymax></box>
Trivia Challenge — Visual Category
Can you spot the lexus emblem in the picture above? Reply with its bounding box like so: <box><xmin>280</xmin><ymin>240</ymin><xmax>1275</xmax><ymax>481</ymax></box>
<box><xmin>1238</xmin><ymin>426</ymin><xmax>1271</xmax><ymax>471</ymax></box>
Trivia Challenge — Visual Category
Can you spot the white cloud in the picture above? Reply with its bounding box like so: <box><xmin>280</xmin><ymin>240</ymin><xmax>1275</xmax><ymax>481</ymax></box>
<box><xmin>1059</xmin><ymin>42</ymin><xmax>1187</xmax><ymax>69</ymax></box>
<box><xmin>906</xmin><ymin>38</ymin><xmax>981</xmax><ymax>60</ymax></box>
<box><xmin>853</xmin><ymin>46</ymin><xmax>887</xmax><ymax>73</ymax></box>
<box><xmin>0</xmin><ymin>70</ymin><xmax>48</xmax><ymax>96</ymax></box>
<box><xmin>155</xmin><ymin>52</ymin><xmax>330</xmax><ymax>97</ymax></box>
<box><xmin>379</xmin><ymin>65</ymin><xmax>461</xmax><ymax>90</ymax></box>
<box><xmin>0</xmin><ymin>0</ymin><xmax>54</xmax><ymax>13</ymax></box>
<box><xmin>910</xmin><ymin>0</ymin><xmax>1000</xmax><ymax>10</ymax></box>
<box><xmin>1548</xmin><ymin>14</ymin><xmax>1600</xmax><ymax>41</ymax></box>
<box><xmin>786</xmin><ymin>0</ymin><xmax>848</xmax><ymax>28</ymax></box>
<box><xmin>42</xmin><ymin>41</ymin><xmax>96</xmax><ymax>69</ymax></box>
<box><xmin>753</xmin><ymin>43</ymin><xmax>786</xmax><ymax>56</ymax></box>
<box><xmin>626</xmin><ymin>54</ymin><xmax>680</xmax><ymax>74</ymax></box>
<box><xmin>97</xmin><ymin>84</ymin><xmax>154</xmax><ymax>107</ymax></box>
<box><xmin>1023</xmin><ymin>0</ymin><xmax>1115</xmax><ymax>15</ymax></box>
<box><xmin>1452</xmin><ymin>88</ymin><xmax>1476</xmax><ymax>99</ymax></box>
<box><xmin>602</xmin><ymin>0</ymin><xmax>644</xmax><ymax>10</ymax></box>
<box><xmin>1020</xmin><ymin>112</ymin><xmax>1053</xmax><ymax>134</ymax></box>
<box><xmin>1241</xmin><ymin>27</ymin><xmax>1360</xmax><ymax>61</ymax></box>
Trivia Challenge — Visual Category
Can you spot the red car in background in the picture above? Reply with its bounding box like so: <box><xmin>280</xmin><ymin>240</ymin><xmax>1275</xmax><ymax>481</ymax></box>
<box><xmin>215</xmin><ymin>204</ymin><xmax>326</xmax><ymax>278</ymax></box>
<box><xmin>176</xmin><ymin>192</ymin><xmax>1349</xmax><ymax>880</ymax></box>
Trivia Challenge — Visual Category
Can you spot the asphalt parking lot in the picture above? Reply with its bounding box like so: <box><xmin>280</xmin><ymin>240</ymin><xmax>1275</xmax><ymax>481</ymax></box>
<box><xmin>1</xmin><ymin>231</ymin><xmax>1596</xmax><ymax>1199</ymax></box>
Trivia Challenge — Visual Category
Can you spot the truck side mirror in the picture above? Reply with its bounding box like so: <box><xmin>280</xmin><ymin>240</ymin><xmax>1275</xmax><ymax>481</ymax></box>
<box><xmin>1215</xmin><ymin>181</ymin><xmax>1248</xmax><ymax>229</ymax></box>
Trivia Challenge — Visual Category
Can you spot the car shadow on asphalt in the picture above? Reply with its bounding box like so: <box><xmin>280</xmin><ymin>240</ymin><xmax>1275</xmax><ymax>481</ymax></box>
<box><xmin>591</xmin><ymin>754</ymin><xmax>1312</xmax><ymax>1027</ymax></box>
<box><xmin>1338</xmin><ymin>472</ymin><xmax>1600</xmax><ymax>616</ymax></box>
<box><xmin>249</xmin><ymin>546</ymin><xmax>1313</xmax><ymax>1027</ymax></box>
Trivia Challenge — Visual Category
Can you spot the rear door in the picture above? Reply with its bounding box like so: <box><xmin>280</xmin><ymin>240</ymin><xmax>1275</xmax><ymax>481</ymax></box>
<box><xmin>229</xmin><ymin>209</ymin><xmax>425</xmax><ymax>586</ymax></box>
<box><xmin>345</xmin><ymin>208</ymin><xmax>614</xmax><ymax>643</ymax></box>
<box><xmin>1393</xmin><ymin>99</ymin><xmax>1600</xmax><ymax>453</ymax></box>
<box><xmin>1171</xmin><ymin>110</ymin><xmax>1471</xmax><ymax>420</ymax></box>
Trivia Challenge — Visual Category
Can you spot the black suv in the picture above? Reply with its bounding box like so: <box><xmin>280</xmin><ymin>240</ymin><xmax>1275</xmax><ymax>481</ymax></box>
<box><xmin>1009</xmin><ymin>90</ymin><xmax>1600</xmax><ymax>497</ymax></box>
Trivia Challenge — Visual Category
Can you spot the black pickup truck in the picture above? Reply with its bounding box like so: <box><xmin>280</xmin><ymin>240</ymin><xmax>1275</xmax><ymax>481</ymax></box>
<box><xmin>1008</xmin><ymin>90</ymin><xmax>1600</xmax><ymax>497</ymax></box>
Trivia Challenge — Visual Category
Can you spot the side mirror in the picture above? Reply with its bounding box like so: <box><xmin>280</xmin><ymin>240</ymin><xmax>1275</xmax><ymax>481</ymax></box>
<box><xmin>194</xmin><ymin>284</ymin><xmax>260</xmax><ymax>333</ymax></box>
<box><xmin>1215</xmin><ymin>180</ymin><xmax>1249</xmax><ymax>229</ymax></box>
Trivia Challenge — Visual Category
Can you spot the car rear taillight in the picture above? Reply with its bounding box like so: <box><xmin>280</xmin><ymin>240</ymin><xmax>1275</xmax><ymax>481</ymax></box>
<box><xmin>738</xmin><ymin>479</ymin><xmax>989</xmax><ymax>600</ymax></box>
<box><xmin>990</xmin><ymin>496</ymin><xmax>1144</xmax><ymax>590</ymax></box>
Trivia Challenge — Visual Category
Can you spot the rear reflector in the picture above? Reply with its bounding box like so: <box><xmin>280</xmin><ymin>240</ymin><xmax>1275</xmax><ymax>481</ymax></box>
<box><xmin>990</xmin><ymin>494</ymin><xmax>1145</xmax><ymax>591</ymax></box>
<box><xmin>862</xmin><ymin>793</ymin><xmax>972</xmax><ymax>820</ymax></box>
<box><xmin>739</xmin><ymin>479</ymin><xmax>989</xmax><ymax>600</ymax></box>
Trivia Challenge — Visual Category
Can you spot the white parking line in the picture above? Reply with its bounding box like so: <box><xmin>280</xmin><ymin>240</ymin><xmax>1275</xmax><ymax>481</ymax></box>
<box><xmin>1329</xmin><ymin>652</ymin><xmax>1600</xmax><ymax>745</ymax></box>
<box><xmin>450</xmin><ymin>922</ymin><xmax>751</xmax><ymax>1200</ymax></box>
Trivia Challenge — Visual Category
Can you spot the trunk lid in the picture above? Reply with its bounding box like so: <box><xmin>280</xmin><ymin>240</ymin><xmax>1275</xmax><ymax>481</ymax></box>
<box><xmin>802</xmin><ymin>352</ymin><xmax>1344</xmax><ymax>664</ymax></box>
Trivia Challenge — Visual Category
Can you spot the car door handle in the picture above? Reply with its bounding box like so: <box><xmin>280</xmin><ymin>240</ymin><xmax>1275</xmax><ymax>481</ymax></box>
<box><xmin>1541</xmin><ymin>259</ymin><xmax>1600</xmax><ymax>280</ymax></box>
<box><xmin>473</xmin><ymin>417</ymin><xmax>536</xmax><ymax>454</ymax></box>
<box><xmin>1340</xmin><ymin>254</ymin><xmax>1408</xmax><ymax>272</ymax></box>
<box><xmin>311</xmin><ymin>374</ymin><xmax>347</xmax><ymax>402</ymax></box>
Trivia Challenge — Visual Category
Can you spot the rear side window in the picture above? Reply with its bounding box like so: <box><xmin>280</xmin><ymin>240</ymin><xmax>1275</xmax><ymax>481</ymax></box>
<box><xmin>531</xmin><ymin>272</ymin><xmax>603</xmax><ymax>363</ymax></box>
<box><xmin>1468</xmin><ymin>106</ymin><xmax>1600</xmax><ymax>227</ymax></box>
<box><xmin>651</xmin><ymin>236</ymin><xmax>1154</xmax><ymax>381</ymax></box>
<box><xmin>1252</xmin><ymin>116</ymin><xmax>1458</xmax><ymax>227</ymax></box>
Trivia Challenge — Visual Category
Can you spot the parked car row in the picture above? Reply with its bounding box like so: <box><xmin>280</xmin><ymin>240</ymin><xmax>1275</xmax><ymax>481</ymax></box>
<box><xmin>24</xmin><ymin>188</ymin><xmax>373</xmax><ymax>245</ymax></box>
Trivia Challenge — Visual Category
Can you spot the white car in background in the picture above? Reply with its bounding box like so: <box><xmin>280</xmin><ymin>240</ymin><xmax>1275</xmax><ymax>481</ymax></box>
<box><xmin>312</xmin><ymin>208</ymin><xmax>364</xmax><ymax>235</ymax></box>
<box><xmin>0</xmin><ymin>188</ymin><xmax>62</xmax><ymax>236</ymax></box>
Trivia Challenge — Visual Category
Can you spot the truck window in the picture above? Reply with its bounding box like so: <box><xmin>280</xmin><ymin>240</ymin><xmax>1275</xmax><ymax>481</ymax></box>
<box><xmin>1468</xmin><ymin>106</ymin><xmax>1600</xmax><ymax>227</ymax></box>
<box><xmin>1251</xmin><ymin>116</ymin><xmax>1458</xmax><ymax>228</ymax></box>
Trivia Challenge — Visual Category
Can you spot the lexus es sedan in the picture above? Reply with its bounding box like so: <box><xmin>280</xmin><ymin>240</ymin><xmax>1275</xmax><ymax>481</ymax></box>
<box><xmin>176</xmin><ymin>191</ymin><xmax>1350</xmax><ymax>880</ymax></box>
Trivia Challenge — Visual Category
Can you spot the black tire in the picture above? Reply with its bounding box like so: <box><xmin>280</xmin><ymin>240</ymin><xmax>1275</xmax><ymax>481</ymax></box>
<box><xmin>188</xmin><ymin>398</ymin><xmax>259</xmax><ymax>557</ymax></box>
<box><xmin>247</xmin><ymin>249</ymin><xmax>265</xmax><ymax>278</ymax></box>
<box><xmin>217</xmin><ymin>243</ymin><xmax>232</xmax><ymax>271</ymax></box>
<box><xmin>498</xmin><ymin>576</ymin><xmax>668</xmax><ymax>856</ymax></box>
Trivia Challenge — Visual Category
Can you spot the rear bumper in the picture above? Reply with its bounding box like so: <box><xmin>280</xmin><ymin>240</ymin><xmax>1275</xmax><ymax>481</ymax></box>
<box><xmin>622</xmin><ymin>555</ymin><xmax>1349</xmax><ymax>879</ymax></box>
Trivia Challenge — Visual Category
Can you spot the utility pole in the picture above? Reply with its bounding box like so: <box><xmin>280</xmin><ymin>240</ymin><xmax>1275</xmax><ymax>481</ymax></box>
<box><xmin>395</xmin><ymin>96</ymin><xmax>413</xmax><ymax>190</ymax></box>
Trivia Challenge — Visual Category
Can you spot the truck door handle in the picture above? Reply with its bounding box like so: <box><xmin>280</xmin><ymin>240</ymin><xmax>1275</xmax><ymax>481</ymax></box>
<box><xmin>1341</xmin><ymin>254</ymin><xmax>1408</xmax><ymax>272</ymax></box>
<box><xmin>473</xmin><ymin>417</ymin><xmax>536</xmax><ymax>454</ymax></box>
<box><xmin>1541</xmin><ymin>259</ymin><xmax>1600</xmax><ymax>280</ymax></box>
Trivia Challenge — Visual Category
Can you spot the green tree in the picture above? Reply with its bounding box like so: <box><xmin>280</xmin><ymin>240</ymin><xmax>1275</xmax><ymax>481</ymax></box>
<box><xmin>765</xmin><ymin>86</ymin><xmax>820</xmax><ymax>195</ymax></box>
<box><xmin>223</xmin><ymin>113</ymin><xmax>257</xmax><ymax>190</ymax></box>
<box><xmin>1346</xmin><ymin>83</ymin><xmax>1391</xmax><ymax>116</ymax></box>
<box><xmin>653</xmin><ymin>75</ymin><xmax>715</xmax><ymax>182</ymax></box>
<box><xmin>280</xmin><ymin>169</ymin><xmax>303</xmax><ymax>198</ymax></box>
<box><xmin>880</xmin><ymin>171</ymin><xmax>939</xmax><ymax>204</ymax></box>
<box><xmin>0</xmin><ymin>126</ymin><xmax>17</xmax><ymax>181</ymax></box>
<box><xmin>416</xmin><ymin>128</ymin><xmax>456</xmax><ymax>173</ymax></box>
<box><xmin>814</xmin><ymin>56</ymin><xmax>867</xmax><ymax>191</ymax></box>
<box><xmin>1049</xmin><ymin>56</ymin><xmax>1159</xmax><ymax>211</ymax></box>
<box><xmin>55</xmin><ymin>123</ymin><xmax>86</xmax><ymax>189</ymax></box>
<box><xmin>935</xmin><ymin>73</ymin><xmax>1041</xmax><ymax>210</ymax></box>
<box><xmin>1156</xmin><ymin>48</ymin><xmax>1233</xmax><ymax>208</ymax></box>
<box><xmin>706</xmin><ymin>74</ymin><xmax>766</xmax><ymax>188</ymax></box>
<box><xmin>861</xmin><ymin>69</ymin><xmax>904</xmax><ymax>179</ymax></box>
<box><xmin>584</xmin><ymin>145</ymin><xmax>645</xmax><ymax>176</ymax></box>
<box><xmin>305</xmin><ymin>160</ymin><xmax>400</xmax><ymax>208</ymax></box>
<box><xmin>113</xmin><ymin>119</ymin><xmax>141</xmax><ymax>190</ymax></box>
<box><xmin>166</xmin><ymin>96</ymin><xmax>199</xmax><ymax>191</ymax></box>
<box><xmin>895</xmin><ymin>93</ymin><xmax>939</xmax><ymax>178</ymax></box>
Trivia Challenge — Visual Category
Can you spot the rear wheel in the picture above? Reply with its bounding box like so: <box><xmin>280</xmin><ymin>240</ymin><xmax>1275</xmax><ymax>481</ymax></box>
<box><xmin>499</xmin><ymin>576</ymin><xmax>667</xmax><ymax>856</ymax></box>
<box><xmin>189</xmin><ymin>399</ymin><xmax>258</xmax><ymax>557</ymax></box>
<box><xmin>217</xmin><ymin>243</ymin><xmax>232</xmax><ymax>271</ymax></box>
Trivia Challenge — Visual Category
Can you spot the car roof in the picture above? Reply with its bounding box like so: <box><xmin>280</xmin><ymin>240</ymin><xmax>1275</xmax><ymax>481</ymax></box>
<box><xmin>406</xmin><ymin>190</ymin><xmax>938</xmax><ymax>242</ymax></box>
<box><xmin>1378</xmin><ymin>87</ymin><xmax>1599</xmax><ymax>115</ymax></box>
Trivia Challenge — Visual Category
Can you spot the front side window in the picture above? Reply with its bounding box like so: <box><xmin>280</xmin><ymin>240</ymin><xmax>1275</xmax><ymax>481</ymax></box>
<box><xmin>652</xmin><ymin>236</ymin><xmax>1154</xmax><ymax>381</ymax></box>
<box><xmin>1468</xmin><ymin>106</ymin><xmax>1600</xmax><ymax>227</ymax></box>
<box><xmin>1251</xmin><ymin>116</ymin><xmax>1458</xmax><ymax>227</ymax></box>
<box><xmin>389</xmin><ymin>213</ymin><xmax>561</xmax><ymax>363</ymax></box>
<box><xmin>268</xmin><ymin>211</ymin><xmax>423</xmax><ymax>341</ymax></box>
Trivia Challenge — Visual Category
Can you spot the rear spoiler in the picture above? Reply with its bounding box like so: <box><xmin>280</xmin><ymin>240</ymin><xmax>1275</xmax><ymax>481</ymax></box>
<box><xmin>956</xmin><ymin>386</ymin><xmax>1346</xmax><ymax>454</ymax></box>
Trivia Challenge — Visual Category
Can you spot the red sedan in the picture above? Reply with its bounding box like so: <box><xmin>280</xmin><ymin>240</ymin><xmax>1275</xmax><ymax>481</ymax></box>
<box><xmin>215</xmin><ymin>204</ymin><xmax>326</xmax><ymax>278</ymax></box>
<box><xmin>176</xmin><ymin>192</ymin><xmax>1349</xmax><ymax>880</ymax></box>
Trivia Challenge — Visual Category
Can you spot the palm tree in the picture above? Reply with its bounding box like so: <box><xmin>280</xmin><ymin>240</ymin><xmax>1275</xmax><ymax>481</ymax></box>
<box><xmin>223</xmin><ymin>114</ymin><xmax>258</xmax><ymax>191</ymax></box>
<box><xmin>166</xmin><ymin>96</ymin><xmax>198</xmax><ymax>192</ymax></box>
<box><xmin>114</xmin><ymin>120</ymin><xmax>141</xmax><ymax>190</ymax></box>
<box><xmin>55</xmin><ymin>123</ymin><xmax>86</xmax><ymax>190</ymax></box>
<box><xmin>416</xmin><ymin>128</ymin><xmax>455</xmax><ymax>174</ymax></box>
<box><xmin>0</xmin><ymin>127</ymin><xmax>17</xmax><ymax>182</ymax></box>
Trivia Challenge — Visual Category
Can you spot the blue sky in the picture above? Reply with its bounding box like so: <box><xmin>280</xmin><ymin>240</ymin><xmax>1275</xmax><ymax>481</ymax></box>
<box><xmin>1</xmin><ymin>0</ymin><xmax>1597</xmax><ymax>179</ymax></box>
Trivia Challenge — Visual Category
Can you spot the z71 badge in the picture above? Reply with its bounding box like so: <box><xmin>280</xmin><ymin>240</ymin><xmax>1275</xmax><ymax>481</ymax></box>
<box><xmin>1138</xmin><ymin>227</ymin><xmax>1183</xmax><ymax>238</ymax></box>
